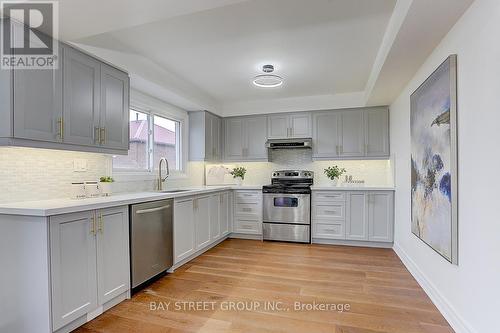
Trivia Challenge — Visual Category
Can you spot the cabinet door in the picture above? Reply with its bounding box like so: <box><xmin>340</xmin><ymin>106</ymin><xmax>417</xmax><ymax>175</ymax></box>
<box><xmin>209</xmin><ymin>194</ymin><xmax>220</xmax><ymax>241</ymax></box>
<box><xmin>211</xmin><ymin>115</ymin><xmax>222</xmax><ymax>161</ymax></box>
<box><xmin>368</xmin><ymin>192</ymin><xmax>394</xmax><ymax>242</ymax></box>
<box><xmin>365</xmin><ymin>108</ymin><xmax>389</xmax><ymax>157</ymax></box>
<box><xmin>346</xmin><ymin>192</ymin><xmax>369</xmax><ymax>240</ymax></box>
<box><xmin>205</xmin><ymin>113</ymin><xmax>214</xmax><ymax>161</ymax></box>
<box><xmin>244</xmin><ymin>116</ymin><xmax>268</xmax><ymax>160</ymax></box>
<box><xmin>290</xmin><ymin>113</ymin><xmax>311</xmax><ymax>138</ymax></box>
<box><xmin>96</xmin><ymin>206</ymin><xmax>129</xmax><ymax>305</ymax></box>
<box><xmin>195</xmin><ymin>196</ymin><xmax>211</xmax><ymax>249</ymax></box>
<box><xmin>13</xmin><ymin>46</ymin><xmax>63</xmax><ymax>142</ymax></box>
<box><xmin>174</xmin><ymin>199</ymin><xmax>195</xmax><ymax>263</ymax></box>
<box><xmin>268</xmin><ymin>114</ymin><xmax>289</xmax><ymax>139</ymax></box>
<box><xmin>220</xmin><ymin>192</ymin><xmax>230</xmax><ymax>236</ymax></box>
<box><xmin>312</xmin><ymin>112</ymin><xmax>340</xmax><ymax>158</ymax></box>
<box><xmin>100</xmin><ymin>64</ymin><xmax>129</xmax><ymax>150</ymax></box>
<box><xmin>224</xmin><ymin>118</ymin><xmax>244</xmax><ymax>160</ymax></box>
<box><xmin>63</xmin><ymin>47</ymin><xmax>100</xmax><ymax>146</ymax></box>
<box><xmin>339</xmin><ymin>111</ymin><xmax>365</xmax><ymax>157</ymax></box>
<box><xmin>50</xmin><ymin>211</ymin><xmax>97</xmax><ymax>331</ymax></box>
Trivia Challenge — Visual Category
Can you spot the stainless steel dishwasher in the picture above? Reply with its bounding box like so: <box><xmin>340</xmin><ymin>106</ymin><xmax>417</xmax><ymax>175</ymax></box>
<box><xmin>130</xmin><ymin>199</ymin><xmax>173</xmax><ymax>289</ymax></box>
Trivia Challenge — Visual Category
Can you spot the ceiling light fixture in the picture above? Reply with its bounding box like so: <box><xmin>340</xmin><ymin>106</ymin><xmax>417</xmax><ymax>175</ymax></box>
<box><xmin>253</xmin><ymin>64</ymin><xmax>283</xmax><ymax>88</ymax></box>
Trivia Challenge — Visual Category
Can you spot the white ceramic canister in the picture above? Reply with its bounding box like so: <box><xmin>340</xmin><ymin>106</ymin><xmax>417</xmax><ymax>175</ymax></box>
<box><xmin>84</xmin><ymin>181</ymin><xmax>100</xmax><ymax>198</ymax></box>
<box><xmin>71</xmin><ymin>182</ymin><xmax>86</xmax><ymax>199</ymax></box>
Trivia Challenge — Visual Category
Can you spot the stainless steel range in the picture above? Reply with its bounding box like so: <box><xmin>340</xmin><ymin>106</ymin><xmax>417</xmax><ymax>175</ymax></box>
<box><xmin>262</xmin><ymin>170</ymin><xmax>313</xmax><ymax>243</ymax></box>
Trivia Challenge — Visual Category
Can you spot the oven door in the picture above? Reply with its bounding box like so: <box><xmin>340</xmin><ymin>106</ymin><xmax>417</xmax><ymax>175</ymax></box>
<box><xmin>263</xmin><ymin>193</ymin><xmax>310</xmax><ymax>224</ymax></box>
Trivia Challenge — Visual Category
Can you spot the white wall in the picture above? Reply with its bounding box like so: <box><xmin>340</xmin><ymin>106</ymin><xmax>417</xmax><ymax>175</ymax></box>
<box><xmin>390</xmin><ymin>1</ymin><xmax>500</xmax><ymax>332</ymax></box>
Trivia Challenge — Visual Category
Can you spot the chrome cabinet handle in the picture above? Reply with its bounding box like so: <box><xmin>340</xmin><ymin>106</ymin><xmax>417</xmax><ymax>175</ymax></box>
<box><xmin>324</xmin><ymin>210</ymin><xmax>338</xmax><ymax>214</ymax></box>
<box><xmin>57</xmin><ymin>117</ymin><xmax>64</xmax><ymax>140</ymax></box>
<box><xmin>242</xmin><ymin>208</ymin><xmax>252</xmax><ymax>212</ymax></box>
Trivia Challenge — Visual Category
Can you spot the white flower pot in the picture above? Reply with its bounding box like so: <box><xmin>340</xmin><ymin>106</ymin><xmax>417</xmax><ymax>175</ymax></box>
<box><xmin>235</xmin><ymin>177</ymin><xmax>243</xmax><ymax>186</ymax></box>
<box><xmin>99</xmin><ymin>182</ymin><xmax>113</xmax><ymax>196</ymax></box>
<box><xmin>329</xmin><ymin>179</ymin><xmax>339</xmax><ymax>187</ymax></box>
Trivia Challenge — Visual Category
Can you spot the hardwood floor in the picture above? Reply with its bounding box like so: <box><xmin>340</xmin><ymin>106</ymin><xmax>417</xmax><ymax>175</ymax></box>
<box><xmin>75</xmin><ymin>239</ymin><xmax>453</xmax><ymax>333</ymax></box>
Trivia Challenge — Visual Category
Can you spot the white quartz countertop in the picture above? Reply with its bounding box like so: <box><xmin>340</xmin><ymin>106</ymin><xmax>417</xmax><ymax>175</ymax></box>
<box><xmin>0</xmin><ymin>186</ymin><xmax>260</xmax><ymax>217</ymax></box>
<box><xmin>311</xmin><ymin>186</ymin><xmax>395</xmax><ymax>191</ymax></box>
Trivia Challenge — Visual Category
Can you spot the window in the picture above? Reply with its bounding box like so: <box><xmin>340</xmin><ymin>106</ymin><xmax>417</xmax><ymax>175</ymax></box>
<box><xmin>113</xmin><ymin>109</ymin><xmax>182</xmax><ymax>173</ymax></box>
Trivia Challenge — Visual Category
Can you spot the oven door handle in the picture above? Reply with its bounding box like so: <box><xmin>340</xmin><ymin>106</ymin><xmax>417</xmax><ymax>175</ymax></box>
<box><xmin>263</xmin><ymin>193</ymin><xmax>309</xmax><ymax>199</ymax></box>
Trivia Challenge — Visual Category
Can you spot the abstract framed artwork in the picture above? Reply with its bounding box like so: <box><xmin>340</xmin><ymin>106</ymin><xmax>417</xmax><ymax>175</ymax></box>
<box><xmin>410</xmin><ymin>55</ymin><xmax>458</xmax><ymax>264</ymax></box>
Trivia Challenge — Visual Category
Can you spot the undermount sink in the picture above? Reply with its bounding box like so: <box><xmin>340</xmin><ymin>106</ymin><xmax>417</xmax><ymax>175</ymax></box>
<box><xmin>159</xmin><ymin>189</ymin><xmax>191</xmax><ymax>193</ymax></box>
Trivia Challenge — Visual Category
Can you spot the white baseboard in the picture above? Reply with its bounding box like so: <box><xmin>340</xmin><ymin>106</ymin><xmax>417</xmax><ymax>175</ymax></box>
<box><xmin>393</xmin><ymin>243</ymin><xmax>477</xmax><ymax>333</ymax></box>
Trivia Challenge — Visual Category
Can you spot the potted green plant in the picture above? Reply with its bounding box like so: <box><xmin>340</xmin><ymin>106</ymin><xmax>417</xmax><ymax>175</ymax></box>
<box><xmin>230</xmin><ymin>167</ymin><xmax>247</xmax><ymax>186</ymax></box>
<box><xmin>324</xmin><ymin>166</ymin><xmax>346</xmax><ymax>186</ymax></box>
<box><xmin>99</xmin><ymin>176</ymin><xmax>114</xmax><ymax>196</ymax></box>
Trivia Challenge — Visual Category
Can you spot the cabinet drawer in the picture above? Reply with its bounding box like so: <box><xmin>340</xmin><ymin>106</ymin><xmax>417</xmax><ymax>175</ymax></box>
<box><xmin>314</xmin><ymin>222</ymin><xmax>345</xmax><ymax>239</ymax></box>
<box><xmin>233</xmin><ymin>219</ymin><xmax>261</xmax><ymax>234</ymax></box>
<box><xmin>313</xmin><ymin>202</ymin><xmax>345</xmax><ymax>220</ymax></box>
<box><xmin>313</xmin><ymin>191</ymin><xmax>346</xmax><ymax>202</ymax></box>
<box><xmin>234</xmin><ymin>191</ymin><xmax>261</xmax><ymax>204</ymax></box>
<box><xmin>235</xmin><ymin>203</ymin><xmax>261</xmax><ymax>216</ymax></box>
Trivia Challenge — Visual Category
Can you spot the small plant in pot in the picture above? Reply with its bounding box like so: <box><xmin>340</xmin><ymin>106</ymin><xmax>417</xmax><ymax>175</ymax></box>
<box><xmin>324</xmin><ymin>166</ymin><xmax>346</xmax><ymax>186</ymax></box>
<box><xmin>99</xmin><ymin>176</ymin><xmax>114</xmax><ymax>196</ymax></box>
<box><xmin>230</xmin><ymin>167</ymin><xmax>247</xmax><ymax>186</ymax></box>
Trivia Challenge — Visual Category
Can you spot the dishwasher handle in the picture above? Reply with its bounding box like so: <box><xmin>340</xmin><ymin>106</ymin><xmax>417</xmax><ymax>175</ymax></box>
<box><xmin>135</xmin><ymin>204</ymin><xmax>171</xmax><ymax>215</ymax></box>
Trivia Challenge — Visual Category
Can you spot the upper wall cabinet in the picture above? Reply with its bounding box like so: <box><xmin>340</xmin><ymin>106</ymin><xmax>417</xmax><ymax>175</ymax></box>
<box><xmin>312</xmin><ymin>107</ymin><xmax>389</xmax><ymax>160</ymax></box>
<box><xmin>268</xmin><ymin>113</ymin><xmax>311</xmax><ymax>139</ymax></box>
<box><xmin>224</xmin><ymin>116</ymin><xmax>268</xmax><ymax>161</ymax></box>
<box><xmin>189</xmin><ymin>111</ymin><xmax>223</xmax><ymax>162</ymax></box>
<box><xmin>12</xmin><ymin>45</ymin><xmax>63</xmax><ymax>143</ymax></box>
<box><xmin>0</xmin><ymin>41</ymin><xmax>130</xmax><ymax>154</ymax></box>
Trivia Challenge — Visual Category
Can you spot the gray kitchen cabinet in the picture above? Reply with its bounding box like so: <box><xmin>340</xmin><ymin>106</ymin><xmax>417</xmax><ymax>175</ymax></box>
<box><xmin>49</xmin><ymin>206</ymin><xmax>130</xmax><ymax>331</ymax></box>
<box><xmin>223</xmin><ymin>117</ymin><xmax>245</xmax><ymax>160</ymax></box>
<box><xmin>189</xmin><ymin>111</ymin><xmax>222</xmax><ymax>161</ymax></box>
<box><xmin>63</xmin><ymin>46</ymin><xmax>101</xmax><ymax>147</ymax></box>
<box><xmin>367</xmin><ymin>192</ymin><xmax>394</xmax><ymax>242</ymax></box>
<box><xmin>174</xmin><ymin>198</ymin><xmax>196</xmax><ymax>263</ymax></box>
<box><xmin>96</xmin><ymin>206</ymin><xmax>130</xmax><ymax>305</ymax></box>
<box><xmin>220</xmin><ymin>192</ymin><xmax>230</xmax><ymax>236</ymax></box>
<box><xmin>99</xmin><ymin>64</ymin><xmax>130</xmax><ymax>150</ymax></box>
<box><xmin>13</xmin><ymin>46</ymin><xmax>63</xmax><ymax>143</ymax></box>
<box><xmin>0</xmin><ymin>39</ymin><xmax>130</xmax><ymax>155</ymax></box>
<box><xmin>312</xmin><ymin>111</ymin><xmax>340</xmax><ymax>158</ymax></box>
<box><xmin>346</xmin><ymin>192</ymin><xmax>369</xmax><ymax>241</ymax></box>
<box><xmin>209</xmin><ymin>193</ymin><xmax>221</xmax><ymax>241</ymax></box>
<box><xmin>365</xmin><ymin>107</ymin><xmax>390</xmax><ymax>157</ymax></box>
<box><xmin>312</xmin><ymin>107</ymin><xmax>389</xmax><ymax>159</ymax></box>
<box><xmin>290</xmin><ymin>113</ymin><xmax>312</xmax><ymax>138</ymax></box>
<box><xmin>268</xmin><ymin>113</ymin><xmax>311</xmax><ymax>139</ymax></box>
<box><xmin>224</xmin><ymin>116</ymin><xmax>268</xmax><ymax>161</ymax></box>
<box><xmin>49</xmin><ymin>211</ymin><xmax>98</xmax><ymax>331</ymax></box>
<box><xmin>245</xmin><ymin>116</ymin><xmax>268</xmax><ymax>159</ymax></box>
<box><xmin>194</xmin><ymin>196</ymin><xmax>211</xmax><ymax>249</ymax></box>
<box><xmin>268</xmin><ymin>114</ymin><xmax>289</xmax><ymax>139</ymax></box>
<box><xmin>338</xmin><ymin>110</ymin><xmax>365</xmax><ymax>157</ymax></box>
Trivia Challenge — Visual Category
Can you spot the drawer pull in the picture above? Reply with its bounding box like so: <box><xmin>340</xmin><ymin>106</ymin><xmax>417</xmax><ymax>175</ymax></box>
<box><xmin>324</xmin><ymin>210</ymin><xmax>338</xmax><ymax>214</ymax></box>
<box><xmin>241</xmin><ymin>208</ymin><xmax>253</xmax><ymax>212</ymax></box>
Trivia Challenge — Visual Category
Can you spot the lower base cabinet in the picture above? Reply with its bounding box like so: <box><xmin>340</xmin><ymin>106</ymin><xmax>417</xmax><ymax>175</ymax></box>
<box><xmin>49</xmin><ymin>206</ymin><xmax>129</xmax><ymax>331</ymax></box>
<box><xmin>173</xmin><ymin>191</ymin><xmax>232</xmax><ymax>265</ymax></box>
<box><xmin>232</xmin><ymin>190</ymin><xmax>262</xmax><ymax>236</ymax></box>
<box><xmin>312</xmin><ymin>191</ymin><xmax>394</xmax><ymax>244</ymax></box>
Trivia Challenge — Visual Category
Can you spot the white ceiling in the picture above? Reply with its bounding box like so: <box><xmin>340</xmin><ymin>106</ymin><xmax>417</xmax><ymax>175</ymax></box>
<box><xmin>61</xmin><ymin>0</ymin><xmax>474</xmax><ymax>115</ymax></box>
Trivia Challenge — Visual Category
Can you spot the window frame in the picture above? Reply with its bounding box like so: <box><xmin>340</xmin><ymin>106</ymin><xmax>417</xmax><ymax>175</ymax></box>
<box><xmin>112</xmin><ymin>105</ymin><xmax>187</xmax><ymax>180</ymax></box>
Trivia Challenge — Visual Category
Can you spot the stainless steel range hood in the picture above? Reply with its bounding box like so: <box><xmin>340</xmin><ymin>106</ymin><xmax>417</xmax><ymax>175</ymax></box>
<box><xmin>266</xmin><ymin>138</ymin><xmax>312</xmax><ymax>149</ymax></box>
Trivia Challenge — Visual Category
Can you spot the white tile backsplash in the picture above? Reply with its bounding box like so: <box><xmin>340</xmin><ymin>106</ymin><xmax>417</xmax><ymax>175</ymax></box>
<box><xmin>0</xmin><ymin>147</ymin><xmax>392</xmax><ymax>204</ymax></box>
<box><xmin>0</xmin><ymin>147</ymin><xmax>110</xmax><ymax>203</ymax></box>
<box><xmin>207</xmin><ymin>149</ymin><xmax>393</xmax><ymax>187</ymax></box>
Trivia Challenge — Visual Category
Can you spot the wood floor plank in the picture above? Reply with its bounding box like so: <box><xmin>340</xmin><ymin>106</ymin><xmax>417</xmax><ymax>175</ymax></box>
<box><xmin>74</xmin><ymin>239</ymin><xmax>453</xmax><ymax>333</ymax></box>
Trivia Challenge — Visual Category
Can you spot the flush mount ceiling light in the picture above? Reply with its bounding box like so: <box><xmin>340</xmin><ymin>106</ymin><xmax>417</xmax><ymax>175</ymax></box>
<box><xmin>252</xmin><ymin>64</ymin><xmax>283</xmax><ymax>88</ymax></box>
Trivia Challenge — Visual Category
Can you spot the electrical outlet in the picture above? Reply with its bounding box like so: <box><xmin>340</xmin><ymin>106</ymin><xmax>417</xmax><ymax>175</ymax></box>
<box><xmin>73</xmin><ymin>159</ymin><xmax>88</xmax><ymax>172</ymax></box>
